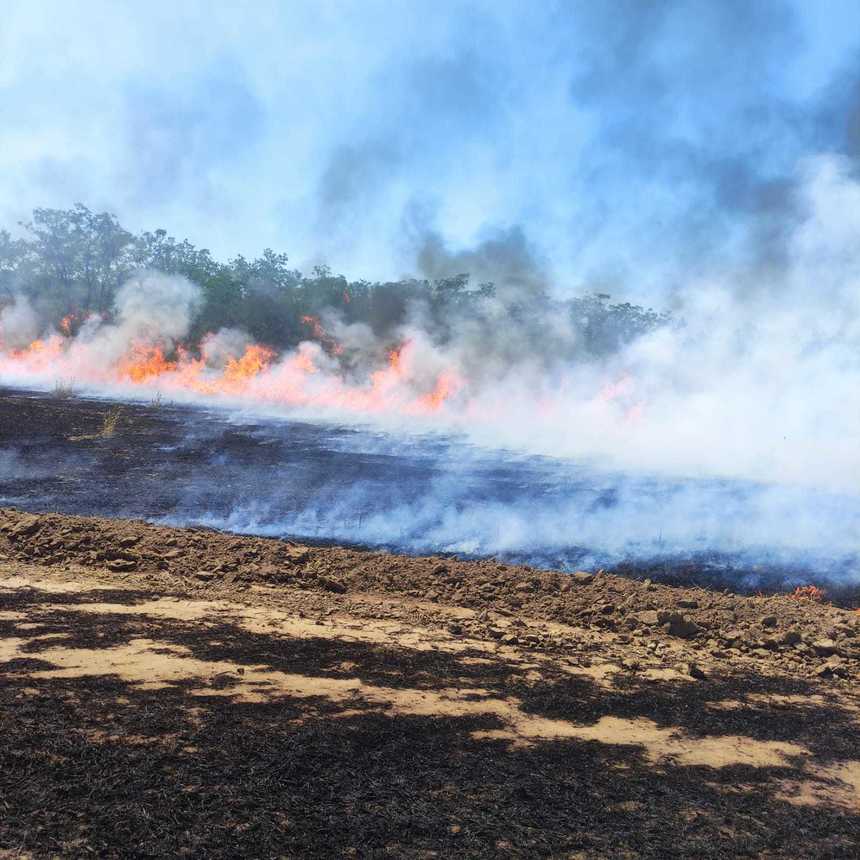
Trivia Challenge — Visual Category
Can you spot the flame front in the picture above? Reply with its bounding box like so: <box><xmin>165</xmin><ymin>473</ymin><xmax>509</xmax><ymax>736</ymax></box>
<box><xmin>223</xmin><ymin>344</ymin><xmax>276</xmax><ymax>385</ymax></box>
<box><xmin>59</xmin><ymin>314</ymin><xmax>76</xmax><ymax>336</ymax></box>
<box><xmin>0</xmin><ymin>323</ymin><xmax>465</xmax><ymax>419</ymax></box>
<box><xmin>120</xmin><ymin>345</ymin><xmax>178</xmax><ymax>383</ymax></box>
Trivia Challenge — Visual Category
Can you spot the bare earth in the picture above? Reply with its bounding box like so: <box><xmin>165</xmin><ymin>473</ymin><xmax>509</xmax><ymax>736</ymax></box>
<box><xmin>0</xmin><ymin>508</ymin><xmax>858</xmax><ymax>858</ymax></box>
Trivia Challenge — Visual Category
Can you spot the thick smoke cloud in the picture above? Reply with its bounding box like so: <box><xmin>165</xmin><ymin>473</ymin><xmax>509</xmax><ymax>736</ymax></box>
<box><xmin>3</xmin><ymin>1</ymin><xmax>860</xmax><ymax>292</ymax></box>
<box><xmin>0</xmin><ymin>295</ymin><xmax>40</xmax><ymax>350</ymax></box>
<box><xmin>200</xmin><ymin>328</ymin><xmax>254</xmax><ymax>368</ymax></box>
<box><xmin>113</xmin><ymin>273</ymin><xmax>201</xmax><ymax>344</ymax></box>
<box><xmin>414</xmin><ymin>225</ymin><xmax>548</xmax><ymax>301</ymax></box>
<box><xmin>69</xmin><ymin>272</ymin><xmax>202</xmax><ymax>369</ymax></box>
<box><xmin>2</xmin><ymin>156</ymin><xmax>859</xmax><ymax>501</ymax></box>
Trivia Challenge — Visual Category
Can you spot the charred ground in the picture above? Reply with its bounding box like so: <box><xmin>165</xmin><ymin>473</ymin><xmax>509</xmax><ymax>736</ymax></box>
<box><xmin>1</xmin><ymin>386</ymin><xmax>857</xmax><ymax>601</ymax></box>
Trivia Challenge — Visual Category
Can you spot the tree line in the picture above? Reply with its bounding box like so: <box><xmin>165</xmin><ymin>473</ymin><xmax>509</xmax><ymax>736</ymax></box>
<box><xmin>0</xmin><ymin>204</ymin><xmax>671</xmax><ymax>357</ymax></box>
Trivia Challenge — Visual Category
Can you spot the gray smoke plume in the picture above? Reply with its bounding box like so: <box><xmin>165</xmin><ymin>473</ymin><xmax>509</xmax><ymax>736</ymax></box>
<box><xmin>0</xmin><ymin>295</ymin><xmax>41</xmax><ymax>350</ymax></box>
<box><xmin>69</xmin><ymin>272</ymin><xmax>202</xmax><ymax>367</ymax></box>
<box><xmin>415</xmin><ymin>225</ymin><xmax>548</xmax><ymax>302</ymax></box>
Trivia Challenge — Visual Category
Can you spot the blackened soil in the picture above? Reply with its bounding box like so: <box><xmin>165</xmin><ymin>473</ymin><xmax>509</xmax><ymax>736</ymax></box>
<box><xmin>0</xmin><ymin>386</ymin><xmax>857</xmax><ymax>601</ymax></box>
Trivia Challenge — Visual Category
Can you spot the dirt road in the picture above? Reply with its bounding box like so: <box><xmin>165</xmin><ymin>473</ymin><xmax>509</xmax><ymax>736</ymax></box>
<box><xmin>1</xmin><ymin>510</ymin><xmax>858</xmax><ymax>857</ymax></box>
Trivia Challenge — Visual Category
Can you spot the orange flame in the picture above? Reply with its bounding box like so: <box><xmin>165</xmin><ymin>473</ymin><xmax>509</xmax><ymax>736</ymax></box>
<box><xmin>59</xmin><ymin>314</ymin><xmax>76</xmax><ymax>336</ymax></box>
<box><xmin>301</xmin><ymin>315</ymin><xmax>344</xmax><ymax>356</ymax></box>
<box><xmin>223</xmin><ymin>344</ymin><xmax>276</xmax><ymax>385</ymax></box>
<box><xmin>10</xmin><ymin>336</ymin><xmax>64</xmax><ymax>366</ymax></box>
<box><xmin>419</xmin><ymin>370</ymin><xmax>462</xmax><ymax>411</ymax></box>
<box><xmin>119</xmin><ymin>344</ymin><xmax>178</xmax><ymax>383</ymax></box>
<box><xmin>388</xmin><ymin>343</ymin><xmax>406</xmax><ymax>373</ymax></box>
<box><xmin>1</xmin><ymin>323</ymin><xmax>465</xmax><ymax>421</ymax></box>
<box><xmin>301</xmin><ymin>315</ymin><xmax>325</xmax><ymax>340</ymax></box>
<box><xmin>788</xmin><ymin>585</ymin><xmax>826</xmax><ymax>603</ymax></box>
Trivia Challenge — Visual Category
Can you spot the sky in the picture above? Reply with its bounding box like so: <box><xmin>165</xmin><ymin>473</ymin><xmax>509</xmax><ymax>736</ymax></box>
<box><xmin>3</xmin><ymin>0</ymin><xmax>860</xmax><ymax>299</ymax></box>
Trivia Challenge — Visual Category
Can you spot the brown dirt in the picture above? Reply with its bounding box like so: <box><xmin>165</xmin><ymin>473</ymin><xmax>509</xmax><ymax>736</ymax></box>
<box><xmin>0</xmin><ymin>508</ymin><xmax>858</xmax><ymax>858</ymax></box>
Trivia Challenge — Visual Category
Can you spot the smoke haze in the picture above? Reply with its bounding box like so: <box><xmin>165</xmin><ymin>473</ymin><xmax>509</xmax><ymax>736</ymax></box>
<box><xmin>0</xmin><ymin>296</ymin><xmax>40</xmax><ymax>350</ymax></box>
<box><xmin>1</xmin><ymin>154</ymin><xmax>859</xmax><ymax>497</ymax></box>
<box><xmin>3</xmin><ymin>1</ymin><xmax>860</xmax><ymax>294</ymax></box>
<box><xmin>1</xmin><ymin>2</ymin><xmax>859</xmax><ymax>584</ymax></box>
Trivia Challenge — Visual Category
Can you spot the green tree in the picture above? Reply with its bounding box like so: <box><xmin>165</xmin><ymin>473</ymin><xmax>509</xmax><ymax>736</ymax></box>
<box><xmin>19</xmin><ymin>204</ymin><xmax>132</xmax><ymax>315</ymax></box>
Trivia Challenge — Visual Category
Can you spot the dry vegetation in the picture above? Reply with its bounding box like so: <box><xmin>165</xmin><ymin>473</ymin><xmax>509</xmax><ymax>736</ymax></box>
<box><xmin>50</xmin><ymin>379</ymin><xmax>77</xmax><ymax>400</ymax></box>
<box><xmin>68</xmin><ymin>405</ymin><xmax>125</xmax><ymax>442</ymax></box>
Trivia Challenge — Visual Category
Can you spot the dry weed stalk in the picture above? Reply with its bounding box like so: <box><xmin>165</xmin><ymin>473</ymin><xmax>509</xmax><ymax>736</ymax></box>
<box><xmin>52</xmin><ymin>379</ymin><xmax>77</xmax><ymax>399</ymax></box>
<box><xmin>69</xmin><ymin>405</ymin><xmax>125</xmax><ymax>442</ymax></box>
<box><xmin>100</xmin><ymin>406</ymin><xmax>123</xmax><ymax>437</ymax></box>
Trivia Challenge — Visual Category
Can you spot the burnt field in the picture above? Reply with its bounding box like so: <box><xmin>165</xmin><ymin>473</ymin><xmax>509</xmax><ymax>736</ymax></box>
<box><xmin>1</xmin><ymin>386</ymin><xmax>858</xmax><ymax>601</ymax></box>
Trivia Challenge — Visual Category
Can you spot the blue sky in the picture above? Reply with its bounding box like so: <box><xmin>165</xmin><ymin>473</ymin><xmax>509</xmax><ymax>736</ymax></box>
<box><xmin>3</xmin><ymin>0</ymin><xmax>860</xmax><ymax>298</ymax></box>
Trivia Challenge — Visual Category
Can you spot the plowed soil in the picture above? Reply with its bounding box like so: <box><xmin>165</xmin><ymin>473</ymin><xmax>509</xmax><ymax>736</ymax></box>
<box><xmin>1</xmin><ymin>508</ymin><xmax>858</xmax><ymax>858</ymax></box>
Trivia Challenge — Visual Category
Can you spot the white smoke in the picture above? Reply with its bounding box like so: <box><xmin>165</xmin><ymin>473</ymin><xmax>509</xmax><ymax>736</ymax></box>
<box><xmin>0</xmin><ymin>295</ymin><xmax>41</xmax><ymax>350</ymax></box>
<box><xmin>0</xmin><ymin>158</ymin><xmax>859</xmax><ymax>504</ymax></box>
<box><xmin>1</xmin><ymin>162</ymin><xmax>859</xmax><ymax>587</ymax></box>
<box><xmin>424</xmin><ymin>155</ymin><xmax>860</xmax><ymax>495</ymax></box>
<box><xmin>201</xmin><ymin>327</ymin><xmax>253</xmax><ymax>368</ymax></box>
<box><xmin>74</xmin><ymin>271</ymin><xmax>202</xmax><ymax>365</ymax></box>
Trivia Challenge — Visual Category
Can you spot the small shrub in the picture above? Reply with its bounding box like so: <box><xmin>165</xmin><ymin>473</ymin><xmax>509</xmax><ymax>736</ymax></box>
<box><xmin>100</xmin><ymin>406</ymin><xmax>123</xmax><ymax>437</ymax></box>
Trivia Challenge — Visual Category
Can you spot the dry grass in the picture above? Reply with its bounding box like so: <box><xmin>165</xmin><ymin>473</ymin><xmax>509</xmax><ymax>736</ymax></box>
<box><xmin>69</xmin><ymin>406</ymin><xmax>125</xmax><ymax>442</ymax></box>
<box><xmin>100</xmin><ymin>405</ymin><xmax>123</xmax><ymax>437</ymax></box>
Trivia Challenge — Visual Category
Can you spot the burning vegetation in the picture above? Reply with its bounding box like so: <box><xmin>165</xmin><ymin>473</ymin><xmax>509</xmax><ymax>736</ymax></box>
<box><xmin>0</xmin><ymin>207</ymin><xmax>667</xmax><ymax>421</ymax></box>
<box><xmin>1</xmin><ymin>201</ymin><xmax>859</xmax><ymax>573</ymax></box>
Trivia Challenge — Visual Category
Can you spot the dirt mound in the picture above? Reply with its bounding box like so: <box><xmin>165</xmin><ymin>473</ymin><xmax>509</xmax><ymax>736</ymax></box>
<box><xmin>1</xmin><ymin>508</ymin><xmax>857</xmax><ymax>683</ymax></box>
